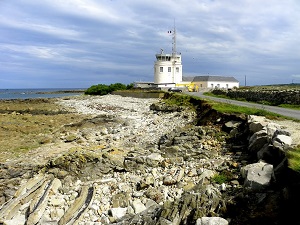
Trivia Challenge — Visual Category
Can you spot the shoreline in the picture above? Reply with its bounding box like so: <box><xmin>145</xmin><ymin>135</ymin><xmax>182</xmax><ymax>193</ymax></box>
<box><xmin>0</xmin><ymin>88</ymin><xmax>86</xmax><ymax>100</ymax></box>
<box><xmin>35</xmin><ymin>89</ymin><xmax>86</xmax><ymax>94</ymax></box>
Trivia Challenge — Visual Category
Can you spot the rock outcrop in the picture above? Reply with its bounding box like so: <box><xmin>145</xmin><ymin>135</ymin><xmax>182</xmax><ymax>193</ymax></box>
<box><xmin>0</xmin><ymin>95</ymin><xmax>298</xmax><ymax>225</ymax></box>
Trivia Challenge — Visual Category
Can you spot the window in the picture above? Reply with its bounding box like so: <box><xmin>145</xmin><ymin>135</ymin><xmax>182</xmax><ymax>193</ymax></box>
<box><xmin>168</xmin><ymin>67</ymin><xmax>171</xmax><ymax>72</ymax></box>
<box><xmin>176</xmin><ymin>67</ymin><xmax>179</xmax><ymax>73</ymax></box>
<box><xmin>160</xmin><ymin>67</ymin><xmax>163</xmax><ymax>72</ymax></box>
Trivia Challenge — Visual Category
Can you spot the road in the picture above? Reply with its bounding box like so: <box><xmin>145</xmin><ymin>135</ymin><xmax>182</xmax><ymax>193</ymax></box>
<box><xmin>187</xmin><ymin>92</ymin><xmax>300</xmax><ymax>120</ymax></box>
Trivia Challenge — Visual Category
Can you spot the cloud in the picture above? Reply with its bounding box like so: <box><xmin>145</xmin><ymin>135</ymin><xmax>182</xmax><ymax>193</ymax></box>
<box><xmin>1</xmin><ymin>0</ymin><xmax>300</xmax><ymax>88</ymax></box>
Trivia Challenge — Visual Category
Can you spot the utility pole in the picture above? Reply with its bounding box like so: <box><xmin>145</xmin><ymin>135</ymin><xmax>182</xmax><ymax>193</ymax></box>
<box><xmin>245</xmin><ymin>75</ymin><xmax>247</xmax><ymax>86</ymax></box>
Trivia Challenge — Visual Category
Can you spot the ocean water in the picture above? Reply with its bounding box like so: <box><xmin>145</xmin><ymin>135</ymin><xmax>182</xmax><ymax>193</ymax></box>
<box><xmin>0</xmin><ymin>88</ymin><xmax>85</xmax><ymax>100</ymax></box>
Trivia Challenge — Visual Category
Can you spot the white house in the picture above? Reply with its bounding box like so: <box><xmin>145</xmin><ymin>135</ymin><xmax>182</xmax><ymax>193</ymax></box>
<box><xmin>189</xmin><ymin>75</ymin><xmax>240</xmax><ymax>89</ymax></box>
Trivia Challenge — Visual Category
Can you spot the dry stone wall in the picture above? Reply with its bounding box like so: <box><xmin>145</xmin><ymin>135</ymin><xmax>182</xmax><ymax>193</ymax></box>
<box><xmin>212</xmin><ymin>89</ymin><xmax>300</xmax><ymax>105</ymax></box>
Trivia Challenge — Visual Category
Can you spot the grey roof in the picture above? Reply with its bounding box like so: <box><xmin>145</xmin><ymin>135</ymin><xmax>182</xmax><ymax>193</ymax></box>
<box><xmin>182</xmin><ymin>76</ymin><xmax>195</xmax><ymax>82</ymax></box>
<box><xmin>192</xmin><ymin>75</ymin><xmax>239</xmax><ymax>82</ymax></box>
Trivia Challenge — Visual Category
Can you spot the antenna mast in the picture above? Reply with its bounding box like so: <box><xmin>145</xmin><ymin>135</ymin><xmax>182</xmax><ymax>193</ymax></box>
<box><xmin>172</xmin><ymin>20</ymin><xmax>177</xmax><ymax>56</ymax></box>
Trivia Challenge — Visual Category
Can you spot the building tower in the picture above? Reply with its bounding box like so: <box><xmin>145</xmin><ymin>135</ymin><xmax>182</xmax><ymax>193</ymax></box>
<box><xmin>154</xmin><ymin>24</ymin><xmax>182</xmax><ymax>86</ymax></box>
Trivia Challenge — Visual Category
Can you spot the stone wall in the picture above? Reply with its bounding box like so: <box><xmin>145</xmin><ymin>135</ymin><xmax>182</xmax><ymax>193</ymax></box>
<box><xmin>212</xmin><ymin>89</ymin><xmax>300</xmax><ymax>105</ymax></box>
<box><xmin>224</xmin><ymin>114</ymin><xmax>300</xmax><ymax>224</ymax></box>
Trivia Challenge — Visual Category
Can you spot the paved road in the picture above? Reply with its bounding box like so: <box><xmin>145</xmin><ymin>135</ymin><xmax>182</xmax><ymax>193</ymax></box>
<box><xmin>187</xmin><ymin>92</ymin><xmax>300</xmax><ymax>120</ymax></box>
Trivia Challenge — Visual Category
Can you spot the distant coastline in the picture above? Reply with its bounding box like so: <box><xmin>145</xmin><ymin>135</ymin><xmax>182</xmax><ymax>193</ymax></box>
<box><xmin>35</xmin><ymin>89</ymin><xmax>86</xmax><ymax>94</ymax></box>
<box><xmin>0</xmin><ymin>88</ymin><xmax>86</xmax><ymax>100</ymax></box>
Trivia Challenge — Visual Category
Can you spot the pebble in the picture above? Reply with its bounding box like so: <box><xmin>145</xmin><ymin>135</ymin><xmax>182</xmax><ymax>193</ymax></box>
<box><xmin>0</xmin><ymin>94</ymin><xmax>240</xmax><ymax>224</ymax></box>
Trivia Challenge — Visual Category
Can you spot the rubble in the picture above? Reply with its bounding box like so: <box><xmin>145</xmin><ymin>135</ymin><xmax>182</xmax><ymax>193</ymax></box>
<box><xmin>0</xmin><ymin>95</ymin><xmax>298</xmax><ymax>225</ymax></box>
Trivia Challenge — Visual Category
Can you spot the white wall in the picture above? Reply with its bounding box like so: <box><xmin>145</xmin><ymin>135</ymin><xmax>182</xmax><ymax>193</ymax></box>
<box><xmin>154</xmin><ymin>54</ymin><xmax>182</xmax><ymax>84</ymax></box>
<box><xmin>207</xmin><ymin>81</ymin><xmax>239</xmax><ymax>89</ymax></box>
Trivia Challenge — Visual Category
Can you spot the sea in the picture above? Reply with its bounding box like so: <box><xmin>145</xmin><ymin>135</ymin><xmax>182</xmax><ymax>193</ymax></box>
<box><xmin>0</xmin><ymin>88</ymin><xmax>86</xmax><ymax>100</ymax></box>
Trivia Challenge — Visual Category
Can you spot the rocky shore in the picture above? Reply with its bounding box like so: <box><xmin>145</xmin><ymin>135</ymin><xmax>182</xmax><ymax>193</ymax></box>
<box><xmin>0</xmin><ymin>94</ymin><xmax>300</xmax><ymax>225</ymax></box>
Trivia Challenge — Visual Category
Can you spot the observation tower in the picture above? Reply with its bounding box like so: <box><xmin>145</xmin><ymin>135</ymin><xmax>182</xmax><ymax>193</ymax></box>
<box><xmin>154</xmin><ymin>25</ymin><xmax>182</xmax><ymax>86</ymax></box>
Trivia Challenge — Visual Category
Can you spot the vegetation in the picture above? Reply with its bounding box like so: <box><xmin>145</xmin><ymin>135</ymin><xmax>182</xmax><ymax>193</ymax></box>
<box><xmin>161</xmin><ymin>93</ymin><xmax>300</xmax><ymax>172</ymax></box>
<box><xmin>162</xmin><ymin>92</ymin><xmax>290</xmax><ymax>120</ymax></box>
<box><xmin>205</xmin><ymin>84</ymin><xmax>300</xmax><ymax>109</ymax></box>
<box><xmin>208</xmin><ymin>100</ymin><xmax>292</xmax><ymax>120</ymax></box>
<box><xmin>85</xmin><ymin>83</ymin><xmax>133</xmax><ymax>95</ymax></box>
<box><xmin>287</xmin><ymin>146</ymin><xmax>300</xmax><ymax>171</ymax></box>
<box><xmin>162</xmin><ymin>92</ymin><xmax>195</xmax><ymax>107</ymax></box>
<box><xmin>243</xmin><ymin>83</ymin><xmax>300</xmax><ymax>90</ymax></box>
<box><xmin>212</xmin><ymin>171</ymin><xmax>234</xmax><ymax>184</ymax></box>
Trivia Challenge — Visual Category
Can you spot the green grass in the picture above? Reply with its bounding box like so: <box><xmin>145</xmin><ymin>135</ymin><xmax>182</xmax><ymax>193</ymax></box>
<box><xmin>212</xmin><ymin>171</ymin><xmax>234</xmax><ymax>184</ymax></box>
<box><xmin>287</xmin><ymin>146</ymin><xmax>300</xmax><ymax>172</ymax></box>
<box><xmin>204</xmin><ymin>92</ymin><xmax>300</xmax><ymax>111</ymax></box>
<box><xmin>278</xmin><ymin>104</ymin><xmax>300</xmax><ymax>110</ymax></box>
<box><xmin>163</xmin><ymin>92</ymin><xmax>195</xmax><ymax>107</ymax></box>
<box><xmin>165</xmin><ymin>92</ymin><xmax>295</xmax><ymax>120</ymax></box>
<box><xmin>206</xmin><ymin>100</ymin><xmax>292</xmax><ymax>120</ymax></box>
<box><xmin>212</xmin><ymin>174</ymin><xmax>228</xmax><ymax>184</ymax></box>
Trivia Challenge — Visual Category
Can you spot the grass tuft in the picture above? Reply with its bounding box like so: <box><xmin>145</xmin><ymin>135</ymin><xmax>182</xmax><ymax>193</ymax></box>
<box><xmin>287</xmin><ymin>146</ymin><xmax>300</xmax><ymax>172</ymax></box>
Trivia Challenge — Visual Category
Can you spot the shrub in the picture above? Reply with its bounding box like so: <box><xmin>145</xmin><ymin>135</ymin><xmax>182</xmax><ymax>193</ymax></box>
<box><xmin>85</xmin><ymin>83</ymin><xmax>132</xmax><ymax>95</ymax></box>
<box><xmin>109</xmin><ymin>83</ymin><xmax>127</xmax><ymax>92</ymax></box>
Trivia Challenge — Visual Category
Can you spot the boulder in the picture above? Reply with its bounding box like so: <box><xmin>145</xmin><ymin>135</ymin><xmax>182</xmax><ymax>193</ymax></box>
<box><xmin>196</xmin><ymin>217</ymin><xmax>228</xmax><ymax>225</ymax></box>
<box><xmin>272</xmin><ymin>134</ymin><xmax>292</xmax><ymax>150</ymax></box>
<box><xmin>241</xmin><ymin>161</ymin><xmax>274</xmax><ymax>190</ymax></box>
<box><xmin>248</xmin><ymin>129</ymin><xmax>269</xmax><ymax>154</ymax></box>
<box><xmin>248</xmin><ymin>115</ymin><xmax>268</xmax><ymax>133</ymax></box>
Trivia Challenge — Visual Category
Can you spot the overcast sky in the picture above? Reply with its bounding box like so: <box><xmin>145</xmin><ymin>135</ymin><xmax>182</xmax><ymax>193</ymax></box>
<box><xmin>1</xmin><ymin>0</ymin><xmax>300</xmax><ymax>88</ymax></box>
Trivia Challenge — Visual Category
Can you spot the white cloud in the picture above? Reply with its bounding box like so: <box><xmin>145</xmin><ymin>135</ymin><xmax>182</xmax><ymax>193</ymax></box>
<box><xmin>1</xmin><ymin>0</ymin><xmax>300</xmax><ymax>88</ymax></box>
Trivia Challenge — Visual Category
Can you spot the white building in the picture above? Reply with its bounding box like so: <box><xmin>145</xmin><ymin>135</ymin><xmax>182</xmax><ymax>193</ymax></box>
<box><xmin>154</xmin><ymin>49</ymin><xmax>182</xmax><ymax>87</ymax></box>
<box><xmin>134</xmin><ymin>25</ymin><xmax>239</xmax><ymax>90</ymax></box>
<box><xmin>187</xmin><ymin>75</ymin><xmax>239</xmax><ymax>90</ymax></box>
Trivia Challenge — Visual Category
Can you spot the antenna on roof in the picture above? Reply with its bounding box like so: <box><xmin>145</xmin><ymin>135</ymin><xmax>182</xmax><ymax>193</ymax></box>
<box><xmin>172</xmin><ymin>19</ymin><xmax>177</xmax><ymax>56</ymax></box>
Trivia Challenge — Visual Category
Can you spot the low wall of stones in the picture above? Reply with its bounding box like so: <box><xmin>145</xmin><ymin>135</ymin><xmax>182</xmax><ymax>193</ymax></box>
<box><xmin>238</xmin><ymin>115</ymin><xmax>293</xmax><ymax>190</ymax></box>
<box><xmin>212</xmin><ymin>89</ymin><xmax>300</xmax><ymax>105</ymax></box>
<box><xmin>232</xmin><ymin>115</ymin><xmax>300</xmax><ymax>224</ymax></box>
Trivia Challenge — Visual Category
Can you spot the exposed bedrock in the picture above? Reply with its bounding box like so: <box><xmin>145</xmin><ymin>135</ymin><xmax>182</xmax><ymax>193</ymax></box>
<box><xmin>0</xmin><ymin>95</ymin><xmax>299</xmax><ymax>225</ymax></box>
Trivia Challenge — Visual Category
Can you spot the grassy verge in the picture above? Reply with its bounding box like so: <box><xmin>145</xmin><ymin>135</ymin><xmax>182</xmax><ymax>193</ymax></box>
<box><xmin>163</xmin><ymin>92</ymin><xmax>290</xmax><ymax>120</ymax></box>
<box><xmin>207</xmin><ymin>100</ymin><xmax>295</xmax><ymax>120</ymax></box>
<box><xmin>163</xmin><ymin>93</ymin><xmax>300</xmax><ymax>172</ymax></box>
<box><xmin>162</xmin><ymin>92</ymin><xmax>196</xmax><ymax>107</ymax></box>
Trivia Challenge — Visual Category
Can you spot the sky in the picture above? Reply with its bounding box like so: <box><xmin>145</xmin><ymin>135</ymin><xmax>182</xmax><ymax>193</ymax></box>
<box><xmin>1</xmin><ymin>0</ymin><xmax>300</xmax><ymax>88</ymax></box>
